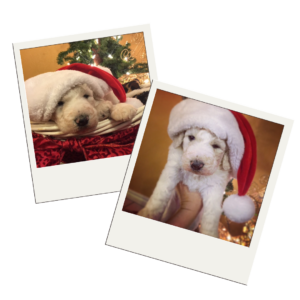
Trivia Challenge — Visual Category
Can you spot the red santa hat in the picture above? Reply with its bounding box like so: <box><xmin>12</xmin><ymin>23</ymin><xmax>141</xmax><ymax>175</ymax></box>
<box><xmin>168</xmin><ymin>99</ymin><xmax>257</xmax><ymax>223</ymax></box>
<box><xmin>25</xmin><ymin>63</ymin><xmax>126</xmax><ymax>122</ymax></box>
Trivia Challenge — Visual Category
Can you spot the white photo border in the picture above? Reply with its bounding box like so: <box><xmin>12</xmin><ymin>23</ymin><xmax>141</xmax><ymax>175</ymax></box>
<box><xmin>106</xmin><ymin>80</ymin><xmax>293</xmax><ymax>285</ymax></box>
<box><xmin>13</xmin><ymin>24</ymin><xmax>157</xmax><ymax>204</ymax></box>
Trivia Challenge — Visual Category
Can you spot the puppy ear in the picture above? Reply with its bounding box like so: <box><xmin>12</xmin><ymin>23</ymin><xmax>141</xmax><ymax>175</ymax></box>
<box><xmin>222</xmin><ymin>151</ymin><xmax>231</xmax><ymax>172</ymax></box>
<box><xmin>173</xmin><ymin>132</ymin><xmax>185</xmax><ymax>148</ymax></box>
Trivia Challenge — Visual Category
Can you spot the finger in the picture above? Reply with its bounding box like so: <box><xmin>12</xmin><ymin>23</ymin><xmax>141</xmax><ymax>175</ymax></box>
<box><xmin>177</xmin><ymin>183</ymin><xmax>203</xmax><ymax>212</ymax></box>
<box><xmin>167</xmin><ymin>184</ymin><xmax>203</xmax><ymax>229</ymax></box>
<box><xmin>167</xmin><ymin>207</ymin><xmax>200</xmax><ymax>228</ymax></box>
<box><xmin>167</xmin><ymin>197</ymin><xmax>202</xmax><ymax>228</ymax></box>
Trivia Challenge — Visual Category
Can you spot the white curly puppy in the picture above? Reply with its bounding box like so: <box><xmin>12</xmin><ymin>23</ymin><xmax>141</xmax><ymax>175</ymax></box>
<box><xmin>51</xmin><ymin>83</ymin><xmax>106</xmax><ymax>134</ymax></box>
<box><xmin>51</xmin><ymin>83</ymin><xmax>137</xmax><ymax>134</ymax></box>
<box><xmin>138</xmin><ymin>99</ymin><xmax>257</xmax><ymax>238</ymax></box>
<box><xmin>25</xmin><ymin>63</ymin><xmax>141</xmax><ymax>134</ymax></box>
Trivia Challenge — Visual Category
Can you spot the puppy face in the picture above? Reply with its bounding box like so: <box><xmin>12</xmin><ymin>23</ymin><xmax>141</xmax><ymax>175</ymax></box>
<box><xmin>51</xmin><ymin>84</ymin><xmax>99</xmax><ymax>134</ymax></box>
<box><xmin>176</xmin><ymin>128</ymin><xmax>230</xmax><ymax>176</ymax></box>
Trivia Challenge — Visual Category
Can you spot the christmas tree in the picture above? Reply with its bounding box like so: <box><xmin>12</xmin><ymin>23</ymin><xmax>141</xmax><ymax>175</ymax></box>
<box><xmin>57</xmin><ymin>36</ymin><xmax>149</xmax><ymax>79</ymax></box>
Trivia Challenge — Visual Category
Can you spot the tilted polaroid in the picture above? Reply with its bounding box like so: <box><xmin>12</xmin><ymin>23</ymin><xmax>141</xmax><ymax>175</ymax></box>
<box><xmin>106</xmin><ymin>80</ymin><xmax>293</xmax><ymax>284</ymax></box>
<box><xmin>13</xmin><ymin>24</ymin><xmax>157</xmax><ymax>203</ymax></box>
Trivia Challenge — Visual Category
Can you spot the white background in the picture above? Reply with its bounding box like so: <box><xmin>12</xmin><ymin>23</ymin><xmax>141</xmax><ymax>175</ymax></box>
<box><xmin>0</xmin><ymin>23</ymin><xmax>300</xmax><ymax>260</ymax></box>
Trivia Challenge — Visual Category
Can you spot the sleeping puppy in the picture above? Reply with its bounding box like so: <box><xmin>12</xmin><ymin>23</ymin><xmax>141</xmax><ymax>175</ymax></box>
<box><xmin>138</xmin><ymin>127</ymin><xmax>231</xmax><ymax>238</ymax></box>
<box><xmin>26</xmin><ymin>63</ymin><xmax>143</xmax><ymax>134</ymax></box>
<box><xmin>51</xmin><ymin>83</ymin><xmax>136</xmax><ymax>134</ymax></box>
<box><xmin>51</xmin><ymin>84</ymin><xmax>111</xmax><ymax>134</ymax></box>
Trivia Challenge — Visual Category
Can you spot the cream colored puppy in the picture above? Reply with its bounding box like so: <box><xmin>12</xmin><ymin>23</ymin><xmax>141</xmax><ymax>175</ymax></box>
<box><xmin>51</xmin><ymin>83</ymin><xmax>137</xmax><ymax>134</ymax></box>
<box><xmin>138</xmin><ymin>128</ymin><xmax>231</xmax><ymax>238</ymax></box>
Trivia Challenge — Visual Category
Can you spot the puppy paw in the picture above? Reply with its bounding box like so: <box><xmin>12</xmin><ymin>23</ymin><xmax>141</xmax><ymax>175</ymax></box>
<box><xmin>111</xmin><ymin>103</ymin><xmax>137</xmax><ymax>122</ymax></box>
<box><xmin>96</xmin><ymin>100</ymin><xmax>113</xmax><ymax>121</ymax></box>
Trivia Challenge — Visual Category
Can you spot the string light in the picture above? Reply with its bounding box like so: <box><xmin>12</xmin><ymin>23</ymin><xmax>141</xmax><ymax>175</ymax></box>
<box><xmin>144</xmin><ymin>79</ymin><xmax>149</xmax><ymax>83</ymax></box>
<box><xmin>124</xmin><ymin>57</ymin><xmax>128</xmax><ymax>61</ymax></box>
<box><xmin>92</xmin><ymin>54</ymin><xmax>96</xmax><ymax>59</ymax></box>
<box><xmin>108</xmin><ymin>54</ymin><xmax>113</xmax><ymax>59</ymax></box>
<box><xmin>95</xmin><ymin>39</ymin><xmax>98</xmax><ymax>44</ymax></box>
<box><xmin>126</xmin><ymin>72</ymin><xmax>130</xmax><ymax>75</ymax></box>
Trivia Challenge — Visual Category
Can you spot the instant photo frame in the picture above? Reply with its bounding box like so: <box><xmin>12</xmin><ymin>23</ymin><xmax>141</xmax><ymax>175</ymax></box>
<box><xmin>13</xmin><ymin>24</ymin><xmax>157</xmax><ymax>203</ymax></box>
<box><xmin>106</xmin><ymin>80</ymin><xmax>293</xmax><ymax>285</ymax></box>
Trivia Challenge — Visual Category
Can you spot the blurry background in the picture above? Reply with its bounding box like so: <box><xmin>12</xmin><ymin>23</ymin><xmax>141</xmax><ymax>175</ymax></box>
<box><xmin>124</xmin><ymin>89</ymin><xmax>284</xmax><ymax>246</ymax></box>
<box><xmin>20</xmin><ymin>33</ymin><xmax>149</xmax><ymax>84</ymax></box>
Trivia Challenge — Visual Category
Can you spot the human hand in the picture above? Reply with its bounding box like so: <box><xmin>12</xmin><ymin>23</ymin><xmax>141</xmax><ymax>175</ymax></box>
<box><xmin>167</xmin><ymin>182</ymin><xmax>203</xmax><ymax>229</ymax></box>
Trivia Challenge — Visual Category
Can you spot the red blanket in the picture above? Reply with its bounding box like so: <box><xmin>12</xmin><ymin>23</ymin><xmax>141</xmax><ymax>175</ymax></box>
<box><xmin>32</xmin><ymin>125</ymin><xmax>139</xmax><ymax>168</ymax></box>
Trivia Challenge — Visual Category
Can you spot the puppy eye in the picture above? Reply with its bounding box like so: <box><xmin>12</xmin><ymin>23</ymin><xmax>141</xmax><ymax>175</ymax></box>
<box><xmin>57</xmin><ymin>101</ymin><xmax>64</xmax><ymax>106</ymax></box>
<box><xmin>212</xmin><ymin>144</ymin><xmax>220</xmax><ymax>149</ymax></box>
<box><xmin>188</xmin><ymin>135</ymin><xmax>195</xmax><ymax>141</ymax></box>
<box><xmin>83</xmin><ymin>94</ymin><xmax>89</xmax><ymax>99</ymax></box>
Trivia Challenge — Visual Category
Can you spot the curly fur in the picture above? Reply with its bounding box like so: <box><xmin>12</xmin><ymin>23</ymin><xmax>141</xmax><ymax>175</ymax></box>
<box><xmin>138</xmin><ymin>128</ymin><xmax>232</xmax><ymax>238</ymax></box>
<box><xmin>51</xmin><ymin>83</ymin><xmax>139</xmax><ymax>134</ymax></box>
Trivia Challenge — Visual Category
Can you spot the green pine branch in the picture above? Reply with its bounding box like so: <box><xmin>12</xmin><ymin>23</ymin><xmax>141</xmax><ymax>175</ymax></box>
<box><xmin>56</xmin><ymin>36</ymin><xmax>149</xmax><ymax>78</ymax></box>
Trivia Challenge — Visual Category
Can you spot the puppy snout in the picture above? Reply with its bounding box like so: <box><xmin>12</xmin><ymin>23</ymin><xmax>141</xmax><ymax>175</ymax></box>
<box><xmin>75</xmin><ymin>115</ymin><xmax>89</xmax><ymax>127</ymax></box>
<box><xmin>190</xmin><ymin>160</ymin><xmax>205</xmax><ymax>171</ymax></box>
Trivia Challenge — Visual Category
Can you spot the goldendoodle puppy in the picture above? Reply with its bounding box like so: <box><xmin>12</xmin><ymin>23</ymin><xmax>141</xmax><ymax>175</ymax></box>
<box><xmin>51</xmin><ymin>83</ymin><xmax>137</xmax><ymax>134</ymax></box>
<box><xmin>138</xmin><ymin>128</ymin><xmax>231</xmax><ymax>238</ymax></box>
<box><xmin>138</xmin><ymin>99</ymin><xmax>257</xmax><ymax>238</ymax></box>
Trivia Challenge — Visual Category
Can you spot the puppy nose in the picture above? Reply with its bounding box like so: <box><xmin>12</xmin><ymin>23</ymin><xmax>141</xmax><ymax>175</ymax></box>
<box><xmin>190</xmin><ymin>160</ymin><xmax>204</xmax><ymax>171</ymax></box>
<box><xmin>75</xmin><ymin>115</ymin><xmax>89</xmax><ymax>127</ymax></box>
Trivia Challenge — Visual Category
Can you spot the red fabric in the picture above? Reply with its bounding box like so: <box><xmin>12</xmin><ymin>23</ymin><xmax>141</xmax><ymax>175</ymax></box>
<box><xmin>32</xmin><ymin>125</ymin><xmax>139</xmax><ymax>168</ymax></box>
<box><xmin>57</xmin><ymin>63</ymin><xmax>126</xmax><ymax>103</ymax></box>
<box><xmin>230</xmin><ymin>111</ymin><xmax>257</xmax><ymax>196</ymax></box>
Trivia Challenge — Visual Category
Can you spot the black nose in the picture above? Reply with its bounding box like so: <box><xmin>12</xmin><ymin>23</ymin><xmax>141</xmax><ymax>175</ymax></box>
<box><xmin>190</xmin><ymin>160</ymin><xmax>204</xmax><ymax>171</ymax></box>
<box><xmin>75</xmin><ymin>115</ymin><xmax>89</xmax><ymax>127</ymax></box>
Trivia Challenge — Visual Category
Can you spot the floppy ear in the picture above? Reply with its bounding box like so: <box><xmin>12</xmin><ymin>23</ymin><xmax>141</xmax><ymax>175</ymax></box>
<box><xmin>222</xmin><ymin>151</ymin><xmax>231</xmax><ymax>172</ymax></box>
<box><xmin>173</xmin><ymin>132</ymin><xmax>185</xmax><ymax>148</ymax></box>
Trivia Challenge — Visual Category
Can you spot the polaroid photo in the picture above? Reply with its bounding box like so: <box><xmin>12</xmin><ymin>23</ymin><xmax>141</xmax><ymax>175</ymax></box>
<box><xmin>106</xmin><ymin>80</ymin><xmax>293</xmax><ymax>284</ymax></box>
<box><xmin>13</xmin><ymin>24</ymin><xmax>157</xmax><ymax>203</ymax></box>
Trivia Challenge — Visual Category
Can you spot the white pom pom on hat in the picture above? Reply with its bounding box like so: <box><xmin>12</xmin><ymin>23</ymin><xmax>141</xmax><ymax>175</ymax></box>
<box><xmin>168</xmin><ymin>99</ymin><xmax>257</xmax><ymax>223</ymax></box>
<box><xmin>223</xmin><ymin>195</ymin><xmax>256</xmax><ymax>223</ymax></box>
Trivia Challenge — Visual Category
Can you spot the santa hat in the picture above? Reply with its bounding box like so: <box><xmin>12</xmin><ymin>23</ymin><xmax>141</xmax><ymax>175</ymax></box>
<box><xmin>25</xmin><ymin>63</ymin><xmax>126</xmax><ymax>122</ymax></box>
<box><xmin>168</xmin><ymin>99</ymin><xmax>257</xmax><ymax>223</ymax></box>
